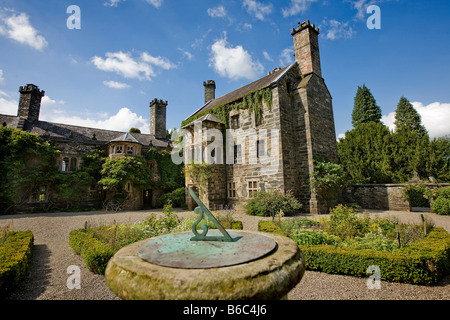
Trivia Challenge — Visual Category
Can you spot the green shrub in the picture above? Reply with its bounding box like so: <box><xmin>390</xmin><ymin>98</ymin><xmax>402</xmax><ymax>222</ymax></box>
<box><xmin>290</xmin><ymin>228</ymin><xmax>340</xmax><ymax>246</ymax></box>
<box><xmin>343</xmin><ymin>230</ymin><xmax>399</xmax><ymax>252</ymax></box>
<box><xmin>258</xmin><ymin>221</ymin><xmax>285</xmax><ymax>235</ymax></box>
<box><xmin>69</xmin><ymin>229</ymin><xmax>115</xmax><ymax>275</ymax></box>
<box><xmin>320</xmin><ymin>205</ymin><xmax>370</xmax><ymax>241</ymax></box>
<box><xmin>432</xmin><ymin>196</ymin><xmax>450</xmax><ymax>215</ymax></box>
<box><xmin>245</xmin><ymin>190</ymin><xmax>302</xmax><ymax>217</ymax></box>
<box><xmin>0</xmin><ymin>231</ymin><xmax>34</xmax><ymax>293</ymax></box>
<box><xmin>156</xmin><ymin>187</ymin><xmax>186</xmax><ymax>208</ymax></box>
<box><xmin>260</xmin><ymin>221</ymin><xmax>450</xmax><ymax>285</ymax></box>
<box><xmin>403</xmin><ymin>183</ymin><xmax>430</xmax><ymax>207</ymax></box>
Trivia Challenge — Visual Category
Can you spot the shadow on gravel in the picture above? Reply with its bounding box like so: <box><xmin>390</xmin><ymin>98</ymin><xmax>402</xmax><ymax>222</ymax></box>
<box><xmin>3</xmin><ymin>244</ymin><xmax>51</xmax><ymax>300</ymax></box>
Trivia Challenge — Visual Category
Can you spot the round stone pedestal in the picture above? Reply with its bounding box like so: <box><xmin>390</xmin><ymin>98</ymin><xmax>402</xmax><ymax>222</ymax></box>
<box><xmin>105</xmin><ymin>231</ymin><xmax>305</xmax><ymax>300</ymax></box>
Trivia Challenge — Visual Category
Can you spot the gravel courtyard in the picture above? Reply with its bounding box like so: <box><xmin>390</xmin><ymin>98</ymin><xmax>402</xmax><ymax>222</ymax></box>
<box><xmin>1</xmin><ymin>208</ymin><xmax>449</xmax><ymax>300</ymax></box>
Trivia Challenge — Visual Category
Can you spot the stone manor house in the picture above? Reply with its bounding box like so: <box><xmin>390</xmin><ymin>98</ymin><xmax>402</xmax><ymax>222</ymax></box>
<box><xmin>1</xmin><ymin>85</ymin><xmax>172</xmax><ymax>212</ymax></box>
<box><xmin>182</xmin><ymin>20</ymin><xmax>338</xmax><ymax>214</ymax></box>
<box><xmin>1</xmin><ymin>20</ymin><xmax>339</xmax><ymax>214</ymax></box>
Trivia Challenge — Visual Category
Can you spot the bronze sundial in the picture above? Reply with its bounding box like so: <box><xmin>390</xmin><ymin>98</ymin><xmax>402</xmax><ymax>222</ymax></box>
<box><xmin>137</xmin><ymin>188</ymin><xmax>277</xmax><ymax>269</ymax></box>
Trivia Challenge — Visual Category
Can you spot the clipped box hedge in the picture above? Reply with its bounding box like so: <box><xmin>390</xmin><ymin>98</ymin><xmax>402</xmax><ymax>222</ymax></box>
<box><xmin>0</xmin><ymin>231</ymin><xmax>34</xmax><ymax>293</ymax></box>
<box><xmin>258</xmin><ymin>221</ymin><xmax>450</xmax><ymax>285</ymax></box>
<box><xmin>69</xmin><ymin>229</ymin><xmax>115</xmax><ymax>275</ymax></box>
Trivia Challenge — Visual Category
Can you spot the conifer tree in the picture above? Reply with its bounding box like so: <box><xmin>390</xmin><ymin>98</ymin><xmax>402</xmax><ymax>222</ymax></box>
<box><xmin>394</xmin><ymin>97</ymin><xmax>428</xmax><ymax>137</ymax></box>
<box><xmin>351</xmin><ymin>84</ymin><xmax>382</xmax><ymax>128</ymax></box>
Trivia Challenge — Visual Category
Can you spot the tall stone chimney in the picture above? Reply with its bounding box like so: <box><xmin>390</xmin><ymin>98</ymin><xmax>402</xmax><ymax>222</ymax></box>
<box><xmin>203</xmin><ymin>80</ymin><xmax>216</xmax><ymax>104</ymax></box>
<box><xmin>291</xmin><ymin>20</ymin><xmax>322</xmax><ymax>77</ymax></box>
<box><xmin>18</xmin><ymin>84</ymin><xmax>45</xmax><ymax>123</ymax></box>
<box><xmin>150</xmin><ymin>99</ymin><xmax>168</xmax><ymax>140</ymax></box>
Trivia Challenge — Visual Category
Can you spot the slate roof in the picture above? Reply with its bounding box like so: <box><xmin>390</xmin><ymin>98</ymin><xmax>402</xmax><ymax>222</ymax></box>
<box><xmin>188</xmin><ymin>63</ymin><xmax>296</xmax><ymax>119</ymax></box>
<box><xmin>0</xmin><ymin>115</ymin><xmax>170</xmax><ymax>148</ymax></box>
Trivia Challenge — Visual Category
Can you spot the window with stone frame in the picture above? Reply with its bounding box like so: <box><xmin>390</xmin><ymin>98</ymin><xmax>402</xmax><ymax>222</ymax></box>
<box><xmin>115</xmin><ymin>145</ymin><xmax>123</xmax><ymax>154</ymax></box>
<box><xmin>31</xmin><ymin>185</ymin><xmax>48</xmax><ymax>203</ymax></box>
<box><xmin>70</xmin><ymin>157</ymin><xmax>78</xmax><ymax>171</ymax></box>
<box><xmin>248</xmin><ymin>181</ymin><xmax>259</xmax><ymax>198</ymax></box>
<box><xmin>234</xmin><ymin>144</ymin><xmax>242</xmax><ymax>164</ymax></box>
<box><xmin>127</xmin><ymin>145</ymin><xmax>134</xmax><ymax>155</ymax></box>
<box><xmin>228</xmin><ymin>181</ymin><xmax>237</xmax><ymax>199</ymax></box>
<box><xmin>231</xmin><ymin>115</ymin><xmax>240</xmax><ymax>129</ymax></box>
<box><xmin>62</xmin><ymin>157</ymin><xmax>70</xmax><ymax>172</ymax></box>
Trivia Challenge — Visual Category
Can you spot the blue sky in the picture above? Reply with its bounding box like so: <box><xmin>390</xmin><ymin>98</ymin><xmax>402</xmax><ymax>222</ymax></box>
<box><xmin>0</xmin><ymin>0</ymin><xmax>449</xmax><ymax>139</ymax></box>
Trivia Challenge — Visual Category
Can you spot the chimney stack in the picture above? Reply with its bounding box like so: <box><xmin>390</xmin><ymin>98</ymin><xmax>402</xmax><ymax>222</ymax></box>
<box><xmin>150</xmin><ymin>99</ymin><xmax>168</xmax><ymax>140</ymax></box>
<box><xmin>203</xmin><ymin>80</ymin><xmax>216</xmax><ymax>104</ymax></box>
<box><xmin>291</xmin><ymin>20</ymin><xmax>322</xmax><ymax>77</ymax></box>
<box><xmin>18</xmin><ymin>84</ymin><xmax>45</xmax><ymax>123</ymax></box>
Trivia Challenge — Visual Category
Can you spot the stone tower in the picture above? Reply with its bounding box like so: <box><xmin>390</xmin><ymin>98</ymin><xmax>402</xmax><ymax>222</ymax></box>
<box><xmin>150</xmin><ymin>99</ymin><xmax>168</xmax><ymax>140</ymax></box>
<box><xmin>18</xmin><ymin>84</ymin><xmax>45</xmax><ymax>124</ymax></box>
<box><xmin>291</xmin><ymin>20</ymin><xmax>322</xmax><ymax>77</ymax></box>
<box><xmin>203</xmin><ymin>80</ymin><xmax>216</xmax><ymax>104</ymax></box>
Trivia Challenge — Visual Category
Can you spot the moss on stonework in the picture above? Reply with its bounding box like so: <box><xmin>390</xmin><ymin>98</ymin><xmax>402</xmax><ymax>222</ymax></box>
<box><xmin>181</xmin><ymin>87</ymin><xmax>273</xmax><ymax>128</ymax></box>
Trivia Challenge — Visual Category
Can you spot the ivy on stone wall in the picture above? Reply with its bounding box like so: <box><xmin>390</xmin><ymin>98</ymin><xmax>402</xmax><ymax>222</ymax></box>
<box><xmin>145</xmin><ymin>148</ymin><xmax>185</xmax><ymax>191</ymax></box>
<box><xmin>181</xmin><ymin>87</ymin><xmax>273</xmax><ymax>128</ymax></box>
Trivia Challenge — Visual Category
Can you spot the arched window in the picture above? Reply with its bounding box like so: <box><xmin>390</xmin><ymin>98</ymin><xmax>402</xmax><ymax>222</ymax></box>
<box><xmin>127</xmin><ymin>146</ymin><xmax>134</xmax><ymax>155</ymax></box>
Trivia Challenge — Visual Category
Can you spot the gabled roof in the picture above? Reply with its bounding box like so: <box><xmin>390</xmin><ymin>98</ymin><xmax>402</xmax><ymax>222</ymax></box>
<box><xmin>109</xmin><ymin>132</ymin><xmax>142</xmax><ymax>145</ymax></box>
<box><xmin>190</xmin><ymin>62</ymin><xmax>297</xmax><ymax>118</ymax></box>
<box><xmin>181</xmin><ymin>113</ymin><xmax>223</xmax><ymax>129</ymax></box>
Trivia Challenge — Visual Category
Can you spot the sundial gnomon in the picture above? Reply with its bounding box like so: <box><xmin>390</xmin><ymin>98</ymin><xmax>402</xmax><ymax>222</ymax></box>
<box><xmin>137</xmin><ymin>188</ymin><xmax>277</xmax><ymax>269</ymax></box>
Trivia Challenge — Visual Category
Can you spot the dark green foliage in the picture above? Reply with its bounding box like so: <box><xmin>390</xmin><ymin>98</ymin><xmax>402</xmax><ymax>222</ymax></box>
<box><xmin>337</xmin><ymin>122</ymin><xmax>393</xmax><ymax>183</ymax></box>
<box><xmin>129</xmin><ymin>128</ymin><xmax>141</xmax><ymax>134</ymax></box>
<box><xmin>0</xmin><ymin>127</ymin><xmax>60</xmax><ymax>213</ymax></box>
<box><xmin>146</xmin><ymin>148</ymin><xmax>185</xmax><ymax>191</ymax></box>
<box><xmin>99</xmin><ymin>156</ymin><xmax>153</xmax><ymax>191</ymax></box>
<box><xmin>156</xmin><ymin>187</ymin><xmax>186</xmax><ymax>208</ymax></box>
<box><xmin>338</xmin><ymin>124</ymin><xmax>450</xmax><ymax>184</ymax></box>
<box><xmin>431</xmin><ymin>187</ymin><xmax>450</xmax><ymax>215</ymax></box>
<box><xmin>402</xmin><ymin>183</ymin><xmax>430</xmax><ymax>208</ymax></box>
<box><xmin>394</xmin><ymin>97</ymin><xmax>428</xmax><ymax>137</ymax></box>
<box><xmin>245</xmin><ymin>189</ymin><xmax>302</xmax><ymax>217</ymax></box>
<box><xmin>309</xmin><ymin>158</ymin><xmax>347</xmax><ymax>211</ymax></box>
<box><xmin>351</xmin><ymin>84</ymin><xmax>382</xmax><ymax>128</ymax></box>
<box><xmin>0</xmin><ymin>231</ymin><xmax>34</xmax><ymax>293</ymax></box>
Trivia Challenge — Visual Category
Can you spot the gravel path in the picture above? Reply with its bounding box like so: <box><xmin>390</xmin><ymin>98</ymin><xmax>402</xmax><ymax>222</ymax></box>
<box><xmin>1</xmin><ymin>208</ymin><xmax>449</xmax><ymax>300</ymax></box>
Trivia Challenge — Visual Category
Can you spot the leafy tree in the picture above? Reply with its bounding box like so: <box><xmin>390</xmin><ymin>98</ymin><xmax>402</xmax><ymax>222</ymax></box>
<box><xmin>129</xmin><ymin>128</ymin><xmax>141</xmax><ymax>133</ymax></box>
<box><xmin>351</xmin><ymin>84</ymin><xmax>382</xmax><ymax>128</ymax></box>
<box><xmin>309</xmin><ymin>158</ymin><xmax>348</xmax><ymax>212</ymax></box>
<box><xmin>394</xmin><ymin>97</ymin><xmax>427</xmax><ymax>137</ymax></box>
<box><xmin>146</xmin><ymin>148</ymin><xmax>185</xmax><ymax>191</ymax></box>
<box><xmin>338</xmin><ymin>122</ymin><xmax>393</xmax><ymax>183</ymax></box>
<box><xmin>99</xmin><ymin>156</ymin><xmax>153</xmax><ymax>192</ymax></box>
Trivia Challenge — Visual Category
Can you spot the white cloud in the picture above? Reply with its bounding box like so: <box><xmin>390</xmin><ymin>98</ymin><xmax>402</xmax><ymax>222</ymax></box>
<box><xmin>104</xmin><ymin>0</ymin><xmax>126</xmax><ymax>7</ymax></box>
<box><xmin>146</xmin><ymin>0</ymin><xmax>163</xmax><ymax>8</ymax></box>
<box><xmin>382</xmin><ymin>102</ymin><xmax>450</xmax><ymax>139</ymax></box>
<box><xmin>209</xmin><ymin>36</ymin><xmax>264</xmax><ymax>81</ymax></box>
<box><xmin>103</xmin><ymin>81</ymin><xmax>131</xmax><ymax>89</ymax></box>
<box><xmin>282</xmin><ymin>0</ymin><xmax>318</xmax><ymax>18</ymax></box>
<box><xmin>0</xmin><ymin>91</ymin><xmax>17</xmax><ymax>115</ymax></box>
<box><xmin>263</xmin><ymin>51</ymin><xmax>273</xmax><ymax>62</ymax></box>
<box><xmin>322</xmin><ymin>19</ymin><xmax>354</xmax><ymax>40</ymax></box>
<box><xmin>207</xmin><ymin>6</ymin><xmax>227</xmax><ymax>18</ymax></box>
<box><xmin>178</xmin><ymin>48</ymin><xmax>194</xmax><ymax>61</ymax></box>
<box><xmin>140</xmin><ymin>52</ymin><xmax>177</xmax><ymax>70</ymax></box>
<box><xmin>91</xmin><ymin>51</ymin><xmax>175</xmax><ymax>80</ymax></box>
<box><xmin>346</xmin><ymin>0</ymin><xmax>388</xmax><ymax>20</ymax></box>
<box><xmin>243</xmin><ymin>0</ymin><xmax>273</xmax><ymax>21</ymax></box>
<box><xmin>279</xmin><ymin>48</ymin><xmax>294</xmax><ymax>66</ymax></box>
<box><xmin>0</xmin><ymin>10</ymin><xmax>48</xmax><ymax>50</ymax></box>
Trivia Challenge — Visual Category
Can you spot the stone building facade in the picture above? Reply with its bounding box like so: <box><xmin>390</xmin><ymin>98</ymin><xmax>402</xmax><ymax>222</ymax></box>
<box><xmin>182</xmin><ymin>21</ymin><xmax>338</xmax><ymax>214</ymax></box>
<box><xmin>0</xmin><ymin>85</ymin><xmax>172</xmax><ymax>213</ymax></box>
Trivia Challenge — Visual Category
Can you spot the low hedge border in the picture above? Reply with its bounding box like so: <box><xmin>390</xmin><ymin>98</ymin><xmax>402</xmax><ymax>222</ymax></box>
<box><xmin>69</xmin><ymin>221</ymin><xmax>244</xmax><ymax>275</ymax></box>
<box><xmin>258</xmin><ymin>221</ymin><xmax>450</xmax><ymax>285</ymax></box>
<box><xmin>69</xmin><ymin>229</ymin><xmax>115</xmax><ymax>275</ymax></box>
<box><xmin>0</xmin><ymin>231</ymin><xmax>34</xmax><ymax>294</ymax></box>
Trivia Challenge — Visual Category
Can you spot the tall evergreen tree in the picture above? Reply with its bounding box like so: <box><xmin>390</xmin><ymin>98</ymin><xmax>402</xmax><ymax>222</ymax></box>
<box><xmin>394</xmin><ymin>96</ymin><xmax>428</xmax><ymax>137</ymax></box>
<box><xmin>351</xmin><ymin>84</ymin><xmax>382</xmax><ymax>128</ymax></box>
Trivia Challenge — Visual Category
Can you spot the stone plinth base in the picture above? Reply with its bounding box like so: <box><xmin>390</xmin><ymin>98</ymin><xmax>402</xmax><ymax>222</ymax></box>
<box><xmin>105</xmin><ymin>231</ymin><xmax>305</xmax><ymax>300</ymax></box>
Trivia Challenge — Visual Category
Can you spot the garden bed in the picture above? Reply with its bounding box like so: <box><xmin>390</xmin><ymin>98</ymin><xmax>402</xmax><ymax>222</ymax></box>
<box><xmin>0</xmin><ymin>229</ymin><xmax>34</xmax><ymax>294</ymax></box>
<box><xmin>259</xmin><ymin>205</ymin><xmax>450</xmax><ymax>285</ymax></box>
<box><xmin>69</xmin><ymin>205</ymin><xmax>243</xmax><ymax>275</ymax></box>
